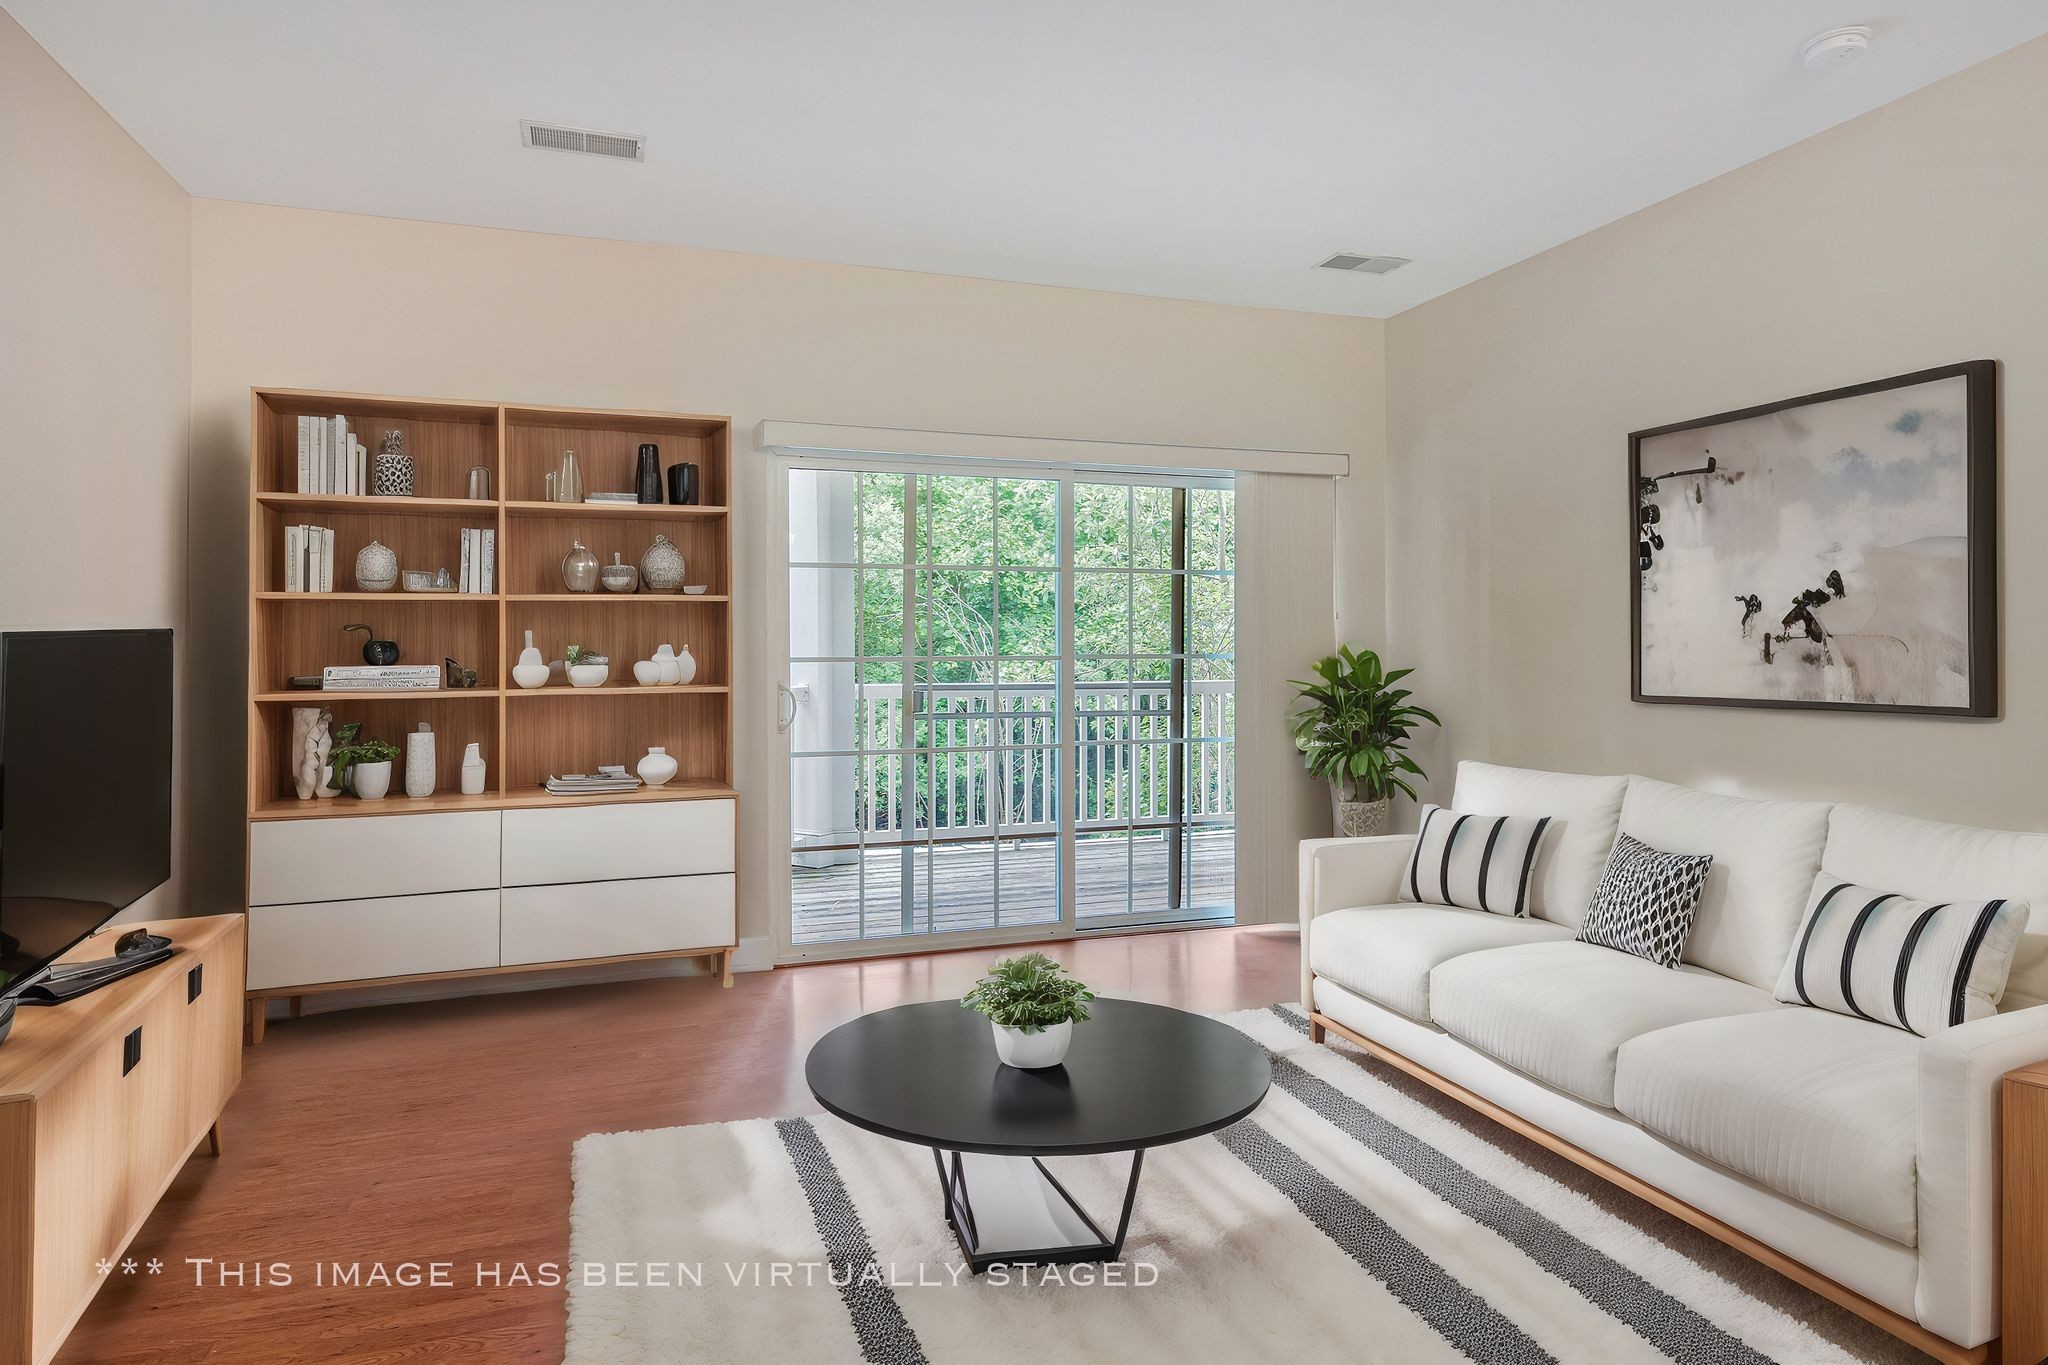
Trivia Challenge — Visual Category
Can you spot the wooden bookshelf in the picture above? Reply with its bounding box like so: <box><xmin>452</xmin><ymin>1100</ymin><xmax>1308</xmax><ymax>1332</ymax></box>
<box><xmin>246</xmin><ymin>388</ymin><xmax>735</xmax><ymax>819</ymax></box>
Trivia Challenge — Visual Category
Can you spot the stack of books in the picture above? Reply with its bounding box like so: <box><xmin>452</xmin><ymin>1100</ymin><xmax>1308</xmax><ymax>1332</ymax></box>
<box><xmin>295</xmin><ymin>415</ymin><xmax>368</xmax><ymax>495</ymax></box>
<box><xmin>544</xmin><ymin>767</ymin><xmax>644</xmax><ymax>796</ymax></box>
<box><xmin>282</xmin><ymin>525</ymin><xmax>336</xmax><ymax>592</ymax></box>
<box><xmin>321</xmin><ymin>665</ymin><xmax>443</xmax><ymax>692</ymax></box>
<box><xmin>585</xmin><ymin>492</ymin><xmax>639</xmax><ymax>505</ymax></box>
<box><xmin>457</xmin><ymin>527</ymin><xmax>496</xmax><ymax>594</ymax></box>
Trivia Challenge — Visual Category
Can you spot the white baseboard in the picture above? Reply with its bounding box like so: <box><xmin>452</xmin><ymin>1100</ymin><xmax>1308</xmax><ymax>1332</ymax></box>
<box><xmin>268</xmin><ymin>935</ymin><xmax>776</xmax><ymax>1020</ymax></box>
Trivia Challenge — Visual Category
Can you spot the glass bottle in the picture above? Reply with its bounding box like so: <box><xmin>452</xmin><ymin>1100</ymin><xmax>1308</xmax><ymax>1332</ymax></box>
<box><xmin>556</xmin><ymin>449</ymin><xmax>584</xmax><ymax>504</ymax></box>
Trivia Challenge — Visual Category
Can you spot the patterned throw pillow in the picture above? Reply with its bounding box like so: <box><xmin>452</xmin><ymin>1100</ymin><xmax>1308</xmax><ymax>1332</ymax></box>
<box><xmin>1400</xmin><ymin>804</ymin><xmax>1554</xmax><ymax>917</ymax></box>
<box><xmin>1774</xmin><ymin>875</ymin><xmax>2029</xmax><ymax>1036</ymax></box>
<box><xmin>1576</xmin><ymin>834</ymin><xmax>1713</xmax><ymax>967</ymax></box>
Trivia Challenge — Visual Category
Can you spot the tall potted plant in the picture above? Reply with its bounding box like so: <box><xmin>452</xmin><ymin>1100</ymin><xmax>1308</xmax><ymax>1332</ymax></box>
<box><xmin>1289</xmin><ymin>645</ymin><xmax>1439</xmax><ymax>837</ymax></box>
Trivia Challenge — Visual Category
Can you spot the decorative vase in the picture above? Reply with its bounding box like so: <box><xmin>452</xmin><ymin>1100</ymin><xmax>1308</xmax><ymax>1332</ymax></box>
<box><xmin>672</xmin><ymin>643</ymin><xmax>697</xmax><ymax>685</ymax></box>
<box><xmin>405</xmin><ymin>723</ymin><xmax>436</xmax><ymax>799</ymax></box>
<box><xmin>632</xmin><ymin>659</ymin><xmax>661</xmax><ymax>687</ymax></box>
<box><xmin>354</xmin><ymin>540</ymin><xmax>398</xmax><ymax>592</ymax></box>
<box><xmin>512</xmin><ymin>629</ymin><xmax>550</xmax><ymax>689</ymax></box>
<box><xmin>637</xmin><ymin>746</ymin><xmax>678</xmax><ymax>787</ymax></box>
<box><xmin>601</xmin><ymin>552</ymin><xmax>638</xmax><ymax>593</ymax></box>
<box><xmin>372</xmin><ymin>430</ymin><xmax>414</xmax><ymax>497</ymax></box>
<box><xmin>344</xmin><ymin>623</ymin><xmax>400</xmax><ymax>665</ymax></box>
<box><xmin>568</xmin><ymin>657</ymin><xmax>610</xmax><ymax>688</ymax></box>
<box><xmin>460</xmin><ymin>742</ymin><xmax>486</xmax><ymax>796</ymax></box>
<box><xmin>561</xmin><ymin>541</ymin><xmax>600</xmax><ymax>592</ymax></box>
<box><xmin>639</xmin><ymin>534</ymin><xmax>685</xmax><ymax>592</ymax></box>
<box><xmin>991</xmin><ymin>1019</ymin><xmax>1073</xmax><ymax>1069</ymax></box>
<box><xmin>1334</xmin><ymin>793</ymin><xmax>1391</xmax><ymax>838</ymax></box>
<box><xmin>652</xmin><ymin>643</ymin><xmax>681</xmax><ymax>685</ymax></box>
<box><xmin>291</xmin><ymin>707</ymin><xmax>339</xmax><ymax>800</ymax></box>
<box><xmin>555</xmin><ymin>449</ymin><xmax>584</xmax><ymax>504</ymax></box>
<box><xmin>466</xmin><ymin>465</ymin><xmax>492</xmax><ymax>500</ymax></box>
<box><xmin>636</xmin><ymin>444</ymin><xmax>663</xmax><ymax>504</ymax></box>
<box><xmin>666</xmin><ymin>462</ymin><xmax>700</xmax><ymax>506</ymax></box>
<box><xmin>351</xmin><ymin>759</ymin><xmax>393</xmax><ymax>800</ymax></box>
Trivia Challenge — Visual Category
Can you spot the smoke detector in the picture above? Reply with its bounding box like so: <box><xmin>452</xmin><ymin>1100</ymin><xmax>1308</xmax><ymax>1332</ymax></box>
<box><xmin>1801</xmin><ymin>26</ymin><xmax>1872</xmax><ymax>72</ymax></box>
<box><xmin>519</xmin><ymin>120</ymin><xmax>646</xmax><ymax>162</ymax></box>
<box><xmin>1317</xmin><ymin>253</ymin><xmax>1410</xmax><ymax>275</ymax></box>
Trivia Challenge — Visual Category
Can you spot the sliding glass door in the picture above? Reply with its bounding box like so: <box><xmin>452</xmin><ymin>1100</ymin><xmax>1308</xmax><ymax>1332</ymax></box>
<box><xmin>785</xmin><ymin>464</ymin><xmax>1232</xmax><ymax>952</ymax></box>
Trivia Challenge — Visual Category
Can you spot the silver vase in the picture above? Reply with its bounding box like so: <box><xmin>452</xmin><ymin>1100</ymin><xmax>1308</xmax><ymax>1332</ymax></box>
<box><xmin>639</xmin><ymin>534</ymin><xmax>685</xmax><ymax>592</ymax></box>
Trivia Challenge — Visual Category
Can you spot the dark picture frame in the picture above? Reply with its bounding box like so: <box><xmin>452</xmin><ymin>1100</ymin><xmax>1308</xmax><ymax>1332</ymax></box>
<box><xmin>1629</xmin><ymin>360</ymin><xmax>1997</xmax><ymax>717</ymax></box>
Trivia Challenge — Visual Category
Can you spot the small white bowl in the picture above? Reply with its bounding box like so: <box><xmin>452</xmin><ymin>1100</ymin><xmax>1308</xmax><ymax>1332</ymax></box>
<box><xmin>632</xmin><ymin>660</ymin><xmax>661</xmax><ymax>687</ymax></box>
<box><xmin>681</xmin><ymin>584</ymin><xmax>709</xmax><ymax>595</ymax></box>
<box><xmin>567</xmin><ymin>662</ymin><xmax>610</xmax><ymax>688</ymax></box>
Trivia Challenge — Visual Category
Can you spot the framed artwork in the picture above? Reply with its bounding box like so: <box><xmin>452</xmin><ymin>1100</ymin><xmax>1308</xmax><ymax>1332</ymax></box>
<box><xmin>1630</xmin><ymin>360</ymin><xmax>1996</xmax><ymax>716</ymax></box>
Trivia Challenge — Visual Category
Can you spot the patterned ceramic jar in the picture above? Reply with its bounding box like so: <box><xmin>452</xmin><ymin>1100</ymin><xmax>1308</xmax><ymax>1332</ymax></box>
<box><xmin>372</xmin><ymin>430</ymin><xmax>414</xmax><ymax>497</ymax></box>
<box><xmin>354</xmin><ymin>539</ymin><xmax>398</xmax><ymax>592</ymax></box>
<box><xmin>639</xmin><ymin>534</ymin><xmax>685</xmax><ymax>592</ymax></box>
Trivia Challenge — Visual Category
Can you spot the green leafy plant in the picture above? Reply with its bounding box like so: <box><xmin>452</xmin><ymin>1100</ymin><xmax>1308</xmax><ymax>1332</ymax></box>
<box><xmin>961</xmin><ymin>952</ymin><xmax>1095</xmax><ymax>1032</ymax></box>
<box><xmin>1289</xmin><ymin>644</ymin><xmax>1439</xmax><ymax>803</ymax></box>
<box><xmin>564</xmin><ymin>644</ymin><xmax>587</xmax><ymax>666</ymax></box>
<box><xmin>327</xmin><ymin>721</ymin><xmax>400</xmax><ymax>792</ymax></box>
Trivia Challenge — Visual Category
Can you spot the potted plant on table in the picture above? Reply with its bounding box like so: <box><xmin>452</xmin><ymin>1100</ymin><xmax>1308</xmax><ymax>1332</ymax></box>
<box><xmin>962</xmin><ymin>952</ymin><xmax>1095</xmax><ymax>1070</ymax></box>
<box><xmin>1289</xmin><ymin>644</ymin><xmax>1439</xmax><ymax>837</ymax></box>
<box><xmin>328</xmin><ymin>722</ymin><xmax>401</xmax><ymax>800</ymax></box>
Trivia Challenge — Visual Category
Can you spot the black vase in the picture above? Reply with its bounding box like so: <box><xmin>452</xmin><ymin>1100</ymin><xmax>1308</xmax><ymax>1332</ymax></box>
<box><xmin>636</xmin><ymin>444</ymin><xmax>663</xmax><ymax>504</ymax></box>
<box><xmin>666</xmin><ymin>462</ymin><xmax>700</xmax><ymax>506</ymax></box>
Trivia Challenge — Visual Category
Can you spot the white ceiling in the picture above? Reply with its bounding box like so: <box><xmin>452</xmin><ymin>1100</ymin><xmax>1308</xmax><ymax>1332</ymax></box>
<box><xmin>12</xmin><ymin>2</ymin><xmax>2048</xmax><ymax>318</ymax></box>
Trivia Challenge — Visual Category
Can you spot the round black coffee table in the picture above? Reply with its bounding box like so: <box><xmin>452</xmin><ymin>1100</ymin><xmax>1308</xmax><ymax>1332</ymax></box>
<box><xmin>805</xmin><ymin>998</ymin><xmax>1270</xmax><ymax>1272</ymax></box>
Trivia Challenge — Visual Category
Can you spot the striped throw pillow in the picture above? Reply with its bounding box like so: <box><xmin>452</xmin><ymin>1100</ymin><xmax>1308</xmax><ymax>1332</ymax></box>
<box><xmin>1773</xmin><ymin>875</ymin><xmax>2030</xmax><ymax>1036</ymax></box>
<box><xmin>1400</xmin><ymin>804</ymin><xmax>1554</xmax><ymax>917</ymax></box>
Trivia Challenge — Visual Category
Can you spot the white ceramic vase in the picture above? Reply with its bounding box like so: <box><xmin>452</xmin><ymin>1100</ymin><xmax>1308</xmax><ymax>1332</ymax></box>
<box><xmin>351</xmin><ymin>759</ymin><xmax>392</xmax><ymax>800</ymax></box>
<box><xmin>637</xmin><ymin>746</ymin><xmax>678</xmax><ymax>787</ymax></box>
<box><xmin>990</xmin><ymin>1019</ymin><xmax>1073</xmax><ymax>1069</ymax></box>
<box><xmin>672</xmin><ymin>644</ymin><xmax>697</xmax><ymax>685</ymax></box>
<box><xmin>653</xmin><ymin>643</ymin><xmax>681</xmax><ymax>685</ymax></box>
<box><xmin>460</xmin><ymin>742</ymin><xmax>486</xmax><ymax>795</ymax></box>
<box><xmin>632</xmin><ymin>659</ymin><xmax>661</xmax><ymax>687</ymax></box>
<box><xmin>512</xmin><ymin>629</ymin><xmax>550</xmax><ymax>689</ymax></box>
<box><xmin>405</xmin><ymin>723</ymin><xmax>436</xmax><ymax>799</ymax></box>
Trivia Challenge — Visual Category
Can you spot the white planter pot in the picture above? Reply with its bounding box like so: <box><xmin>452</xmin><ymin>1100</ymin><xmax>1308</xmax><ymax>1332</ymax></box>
<box><xmin>351</xmin><ymin>760</ymin><xmax>393</xmax><ymax>800</ymax></box>
<box><xmin>568</xmin><ymin>662</ymin><xmax>610</xmax><ymax>688</ymax></box>
<box><xmin>990</xmin><ymin>1019</ymin><xmax>1073</xmax><ymax>1069</ymax></box>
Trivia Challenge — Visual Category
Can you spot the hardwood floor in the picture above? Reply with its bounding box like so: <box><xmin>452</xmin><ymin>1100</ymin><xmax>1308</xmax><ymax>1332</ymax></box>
<box><xmin>57</xmin><ymin>924</ymin><xmax>1300</xmax><ymax>1364</ymax></box>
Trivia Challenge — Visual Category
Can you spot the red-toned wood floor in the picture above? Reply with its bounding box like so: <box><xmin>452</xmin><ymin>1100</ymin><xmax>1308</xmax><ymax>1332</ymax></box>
<box><xmin>59</xmin><ymin>925</ymin><xmax>1300</xmax><ymax>1364</ymax></box>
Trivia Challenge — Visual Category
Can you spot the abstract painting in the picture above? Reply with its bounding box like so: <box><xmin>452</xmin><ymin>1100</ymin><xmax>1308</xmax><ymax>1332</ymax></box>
<box><xmin>1631</xmin><ymin>361</ymin><xmax>1996</xmax><ymax>715</ymax></box>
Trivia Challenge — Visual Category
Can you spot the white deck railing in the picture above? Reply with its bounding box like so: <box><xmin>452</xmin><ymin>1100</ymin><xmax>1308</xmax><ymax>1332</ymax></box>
<box><xmin>852</xmin><ymin>680</ymin><xmax>1233</xmax><ymax>838</ymax></box>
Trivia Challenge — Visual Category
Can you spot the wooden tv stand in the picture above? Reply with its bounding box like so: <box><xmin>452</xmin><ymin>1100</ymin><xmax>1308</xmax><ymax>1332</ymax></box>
<box><xmin>0</xmin><ymin>915</ymin><xmax>243</xmax><ymax>1365</ymax></box>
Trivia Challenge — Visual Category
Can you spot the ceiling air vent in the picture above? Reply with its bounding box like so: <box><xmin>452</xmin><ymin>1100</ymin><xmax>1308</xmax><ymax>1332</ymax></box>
<box><xmin>1317</xmin><ymin>253</ymin><xmax>1410</xmax><ymax>275</ymax></box>
<box><xmin>519</xmin><ymin>120</ymin><xmax>646</xmax><ymax>162</ymax></box>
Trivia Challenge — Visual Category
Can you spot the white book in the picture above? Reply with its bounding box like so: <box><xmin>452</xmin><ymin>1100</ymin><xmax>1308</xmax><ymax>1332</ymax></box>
<box><xmin>309</xmin><ymin>419</ymin><xmax>325</xmax><ymax>494</ymax></box>
<box><xmin>323</xmin><ymin>528</ymin><xmax>336</xmax><ymax>591</ymax></box>
<box><xmin>352</xmin><ymin>439</ymin><xmax>366</xmax><ymax>497</ymax></box>
<box><xmin>480</xmin><ymin>529</ymin><xmax>495</xmax><ymax>594</ymax></box>
<box><xmin>308</xmin><ymin>526</ymin><xmax>324</xmax><ymax>593</ymax></box>
<box><xmin>331</xmin><ymin>416</ymin><xmax>349</xmax><ymax>495</ymax></box>
<box><xmin>460</xmin><ymin>528</ymin><xmax>477</xmax><ymax>594</ymax></box>
<box><xmin>295</xmin><ymin>417</ymin><xmax>312</xmax><ymax>493</ymax></box>
<box><xmin>284</xmin><ymin>525</ymin><xmax>304</xmax><ymax>592</ymax></box>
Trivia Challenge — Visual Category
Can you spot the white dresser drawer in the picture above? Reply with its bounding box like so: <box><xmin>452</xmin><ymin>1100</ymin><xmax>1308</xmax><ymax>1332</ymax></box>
<box><xmin>249</xmin><ymin>812</ymin><xmax>501</xmax><ymax>906</ymax></box>
<box><xmin>246</xmin><ymin>890</ymin><xmax>501</xmax><ymax>989</ymax></box>
<box><xmin>500</xmin><ymin>875</ymin><xmax>735</xmax><ymax>967</ymax></box>
<box><xmin>500</xmin><ymin>799</ymin><xmax>735</xmax><ymax>887</ymax></box>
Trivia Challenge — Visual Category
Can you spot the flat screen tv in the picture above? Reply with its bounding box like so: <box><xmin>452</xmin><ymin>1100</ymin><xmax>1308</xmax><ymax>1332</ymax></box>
<box><xmin>0</xmin><ymin>629</ymin><xmax>173</xmax><ymax>998</ymax></box>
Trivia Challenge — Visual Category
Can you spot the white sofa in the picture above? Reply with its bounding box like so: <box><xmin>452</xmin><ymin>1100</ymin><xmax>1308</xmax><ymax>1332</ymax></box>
<box><xmin>1299</xmin><ymin>760</ymin><xmax>2048</xmax><ymax>1358</ymax></box>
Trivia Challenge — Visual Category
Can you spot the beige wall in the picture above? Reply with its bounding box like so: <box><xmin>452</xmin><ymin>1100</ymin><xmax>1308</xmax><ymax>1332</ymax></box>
<box><xmin>188</xmin><ymin>200</ymin><xmax>1386</xmax><ymax>937</ymax></box>
<box><xmin>0</xmin><ymin>11</ymin><xmax>190</xmax><ymax>918</ymax></box>
<box><xmin>1381</xmin><ymin>37</ymin><xmax>2048</xmax><ymax>830</ymax></box>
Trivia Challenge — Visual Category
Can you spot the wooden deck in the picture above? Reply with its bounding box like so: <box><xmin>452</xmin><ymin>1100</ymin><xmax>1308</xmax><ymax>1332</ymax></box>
<box><xmin>792</xmin><ymin>828</ymin><xmax>1235</xmax><ymax>943</ymax></box>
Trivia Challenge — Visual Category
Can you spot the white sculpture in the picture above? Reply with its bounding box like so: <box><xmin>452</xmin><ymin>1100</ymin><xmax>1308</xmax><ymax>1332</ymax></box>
<box><xmin>291</xmin><ymin>706</ymin><xmax>340</xmax><ymax>800</ymax></box>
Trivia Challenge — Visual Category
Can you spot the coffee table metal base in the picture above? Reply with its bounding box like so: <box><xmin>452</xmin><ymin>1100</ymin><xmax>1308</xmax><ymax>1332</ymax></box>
<box><xmin>932</xmin><ymin>1148</ymin><xmax>1145</xmax><ymax>1274</ymax></box>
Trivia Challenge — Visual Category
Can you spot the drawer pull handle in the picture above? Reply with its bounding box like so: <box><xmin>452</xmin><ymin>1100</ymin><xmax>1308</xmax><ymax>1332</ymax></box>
<box><xmin>188</xmin><ymin>963</ymin><xmax>204</xmax><ymax>1002</ymax></box>
<box><xmin>122</xmin><ymin>1026</ymin><xmax>143</xmax><ymax>1077</ymax></box>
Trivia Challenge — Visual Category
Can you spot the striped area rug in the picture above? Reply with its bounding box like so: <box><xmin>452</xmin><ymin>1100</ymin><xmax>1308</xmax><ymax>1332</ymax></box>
<box><xmin>567</xmin><ymin>1005</ymin><xmax>1929</xmax><ymax>1364</ymax></box>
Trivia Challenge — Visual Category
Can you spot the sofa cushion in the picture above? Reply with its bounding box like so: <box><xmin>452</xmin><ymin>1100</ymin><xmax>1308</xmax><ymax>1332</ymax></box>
<box><xmin>1824</xmin><ymin>803</ymin><xmax>2048</xmax><ymax>1011</ymax></box>
<box><xmin>1307</xmin><ymin>903</ymin><xmax>1573</xmax><ymax>1022</ymax></box>
<box><xmin>1399</xmin><ymin>804</ymin><xmax>1555</xmax><ymax>916</ymax></box>
<box><xmin>1429</xmin><ymin>940</ymin><xmax>1783</xmax><ymax>1106</ymax></box>
<box><xmin>1775</xmin><ymin>875</ymin><xmax>2030</xmax><ymax>1036</ymax></box>
<box><xmin>1449</xmin><ymin>761</ymin><xmax>1629</xmax><ymax>929</ymax></box>
<box><xmin>1575</xmin><ymin>833</ymin><xmax>1714</xmax><ymax>968</ymax></box>
<box><xmin>1617</xmin><ymin>777</ymin><xmax>1831</xmax><ymax>989</ymax></box>
<box><xmin>1615</xmin><ymin>1010</ymin><xmax>1919</xmax><ymax>1245</ymax></box>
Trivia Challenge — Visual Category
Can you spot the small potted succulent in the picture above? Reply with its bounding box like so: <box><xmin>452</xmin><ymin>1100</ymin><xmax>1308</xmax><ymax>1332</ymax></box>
<box><xmin>328</xmin><ymin>722</ymin><xmax>401</xmax><ymax>800</ymax></box>
<box><xmin>961</xmin><ymin>952</ymin><xmax>1095</xmax><ymax>1069</ymax></box>
<box><xmin>564</xmin><ymin>643</ymin><xmax>610</xmax><ymax>688</ymax></box>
